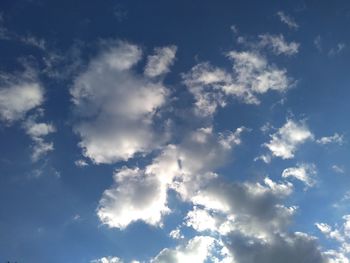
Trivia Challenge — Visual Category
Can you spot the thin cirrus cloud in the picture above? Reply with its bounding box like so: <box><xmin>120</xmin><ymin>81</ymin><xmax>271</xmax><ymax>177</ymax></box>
<box><xmin>70</xmin><ymin>41</ymin><xmax>176</xmax><ymax>164</ymax></box>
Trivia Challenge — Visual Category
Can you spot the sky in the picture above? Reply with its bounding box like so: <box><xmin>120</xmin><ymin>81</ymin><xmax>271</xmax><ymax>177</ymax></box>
<box><xmin>0</xmin><ymin>0</ymin><xmax>350</xmax><ymax>262</ymax></box>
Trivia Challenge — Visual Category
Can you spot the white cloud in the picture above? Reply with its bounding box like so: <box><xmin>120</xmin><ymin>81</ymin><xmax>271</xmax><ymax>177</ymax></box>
<box><xmin>224</xmin><ymin>232</ymin><xmax>327</xmax><ymax>263</ymax></box>
<box><xmin>97</xmin><ymin>166</ymin><xmax>170</xmax><ymax>229</ymax></box>
<box><xmin>151</xmin><ymin>236</ymin><xmax>216</xmax><ymax>263</ymax></box>
<box><xmin>169</xmin><ymin>127</ymin><xmax>246</xmax><ymax>201</ymax></box>
<box><xmin>96</xmin><ymin>144</ymin><xmax>178</xmax><ymax>229</ymax></box>
<box><xmin>324</xmin><ymin>250</ymin><xmax>349</xmax><ymax>263</ymax></box>
<box><xmin>74</xmin><ymin>159</ymin><xmax>88</xmax><ymax>167</ymax></box>
<box><xmin>169</xmin><ymin>173</ymin><xmax>335</xmax><ymax>263</ymax></box>
<box><xmin>277</xmin><ymin>11</ymin><xmax>299</xmax><ymax>30</ymax></box>
<box><xmin>315</xmin><ymin>223</ymin><xmax>344</xmax><ymax>242</ymax></box>
<box><xmin>282</xmin><ymin>163</ymin><xmax>317</xmax><ymax>187</ymax></box>
<box><xmin>71</xmin><ymin>41</ymin><xmax>174</xmax><ymax>164</ymax></box>
<box><xmin>332</xmin><ymin>165</ymin><xmax>345</xmax><ymax>174</ymax></box>
<box><xmin>254</xmin><ymin>154</ymin><xmax>272</xmax><ymax>164</ymax></box>
<box><xmin>24</xmin><ymin>121</ymin><xmax>55</xmax><ymax>137</ymax></box>
<box><xmin>0</xmin><ymin>78</ymin><xmax>44</xmax><ymax>123</ymax></box>
<box><xmin>182</xmin><ymin>62</ymin><xmax>230</xmax><ymax>116</ymax></box>
<box><xmin>31</xmin><ymin>140</ymin><xmax>54</xmax><ymax>161</ymax></box>
<box><xmin>144</xmin><ymin>46</ymin><xmax>177</xmax><ymax>77</ymax></box>
<box><xmin>23</xmin><ymin>116</ymin><xmax>55</xmax><ymax>161</ymax></box>
<box><xmin>183</xmin><ymin>50</ymin><xmax>292</xmax><ymax>115</ymax></box>
<box><xmin>91</xmin><ymin>257</ymin><xmax>140</xmax><ymax>263</ymax></box>
<box><xmin>185</xmin><ymin>207</ymin><xmax>219</xmax><ymax>233</ymax></box>
<box><xmin>169</xmin><ymin>228</ymin><xmax>184</xmax><ymax>240</ymax></box>
<box><xmin>168</xmin><ymin>175</ymin><xmax>329</xmax><ymax>263</ymax></box>
<box><xmin>97</xmin><ymin>126</ymin><xmax>245</xmax><ymax>229</ymax></box>
<box><xmin>317</xmin><ymin>133</ymin><xmax>344</xmax><ymax>145</ymax></box>
<box><xmin>91</xmin><ymin>257</ymin><xmax>123</xmax><ymax>263</ymax></box>
<box><xmin>227</xmin><ymin>51</ymin><xmax>290</xmax><ymax>96</ymax></box>
<box><xmin>264</xmin><ymin>119</ymin><xmax>314</xmax><ymax>159</ymax></box>
<box><xmin>316</xmin><ymin>215</ymin><xmax>350</xmax><ymax>259</ymax></box>
<box><xmin>259</xmin><ymin>34</ymin><xmax>299</xmax><ymax>56</ymax></box>
<box><xmin>190</xmin><ymin>177</ymin><xmax>295</xmax><ymax>240</ymax></box>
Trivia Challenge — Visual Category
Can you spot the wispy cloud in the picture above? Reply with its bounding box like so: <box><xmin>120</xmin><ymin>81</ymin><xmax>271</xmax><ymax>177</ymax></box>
<box><xmin>259</xmin><ymin>34</ymin><xmax>299</xmax><ymax>56</ymax></box>
<box><xmin>316</xmin><ymin>133</ymin><xmax>344</xmax><ymax>145</ymax></box>
<box><xmin>277</xmin><ymin>11</ymin><xmax>299</xmax><ymax>30</ymax></box>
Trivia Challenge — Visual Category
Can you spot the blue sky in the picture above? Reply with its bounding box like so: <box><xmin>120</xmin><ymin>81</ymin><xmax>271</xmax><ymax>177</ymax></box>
<box><xmin>0</xmin><ymin>0</ymin><xmax>350</xmax><ymax>262</ymax></box>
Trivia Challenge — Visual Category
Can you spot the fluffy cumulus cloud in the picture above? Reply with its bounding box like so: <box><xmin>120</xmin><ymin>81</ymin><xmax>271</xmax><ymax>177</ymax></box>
<box><xmin>182</xmin><ymin>63</ymin><xmax>230</xmax><ymax>116</ymax></box>
<box><xmin>144</xmin><ymin>46</ymin><xmax>177</xmax><ymax>77</ymax></box>
<box><xmin>185</xmin><ymin>206</ymin><xmax>219</xmax><ymax>233</ymax></box>
<box><xmin>71</xmin><ymin>41</ymin><xmax>175</xmax><ymax>164</ymax></box>
<box><xmin>150</xmin><ymin>236</ymin><xmax>216</xmax><ymax>263</ymax></box>
<box><xmin>151</xmin><ymin>171</ymin><xmax>342</xmax><ymax>263</ymax></box>
<box><xmin>227</xmin><ymin>51</ymin><xmax>291</xmax><ymax>96</ymax></box>
<box><xmin>91</xmin><ymin>257</ymin><xmax>123</xmax><ymax>263</ymax></box>
<box><xmin>316</xmin><ymin>215</ymin><xmax>350</xmax><ymax>261</ymax></box>
<box><xmin>169</xmin><ymin>228</ymin><xmax>184</xmax><ymax>240</ymax></box>
<box><xmin>183</xmin><ymin>49</ymin><xmax>292</xmax><ymax>116</ymax></box>
<box><xmin>168</xmin><ymin>126</ymin><xmax>246</xmax><ymax>201</ymax></box>
<box><xmin>91</xmin><ymin>257</ymin><xmax>140</xmax><ymax>263</ymax></box>
<box><xmin>97</xmin><ymin>166</ymin><xmax>170</xmax><ymax>229</ymax></box>
<box><xmin>189</xmin><ymin>177</ymin><xmax>295</xmax><ymax>239</ymax></box>
<box><xmin>177</xmin><ymin>175</ymin><xmax>331</xmax><ymax>263</ymax></box>
<box><xmin>81</xmin><ymin>35</ymin><xmax>338</xmax><ymax>263</ymax></box>
<box><xmin>94</xmin><ymin>119</ymin><xmax>338</xmax><ymax>263</ymax></box>
<box><xmin>264</xmin><ymin>119</ymin><xmax>314</xmax><ymax>160</ymax></box>
<box><xmin>94</xmin><ymin>108</ymin><xmax>335</xmax><ymax>263</ymax></box>
<box><xmin>177</xmin><ymin>174</ymin><xmax>336</xmax><ymax>263</ymax></box>
<box><xmin>282</xmin><ymin>163</ymin><xmax>317</xmax><ymax>187</ymax></box>
<box><xmin>97</xmin><ymin>126</ymin><xmax>245</xmax><ymax>229</ymax></box>
<box><xmin>224</xmin><ymin>232</ymin><xmax>327</xmax><ymax>263</ymax></box>
<box><xmin>0</xmin><ymin>74</ymin><xmax>44</xmax><ymax>123</ymax></box>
